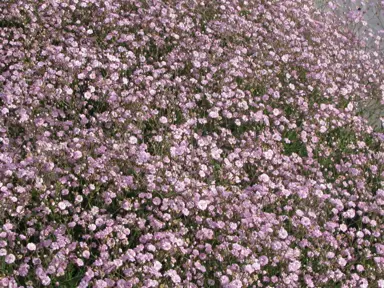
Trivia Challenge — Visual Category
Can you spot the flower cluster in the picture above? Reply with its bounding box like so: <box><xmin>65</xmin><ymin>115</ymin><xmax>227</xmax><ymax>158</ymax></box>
<box><xmin>0</xmin><ymin>0</ymin><xmax>384</xmax><ymax>287</ymax></box>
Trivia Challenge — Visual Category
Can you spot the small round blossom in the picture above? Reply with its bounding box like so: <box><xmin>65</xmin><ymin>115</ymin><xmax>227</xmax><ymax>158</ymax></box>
<box><xmin>159</xmin><ymin>116</ymin><xmax>168</xmax><ymax>124</ymax></box>
<box><xmin>220</xmin><ymin>275</ymin><xmax>230</xmax><ymax>285</ymax></box>
<box><xmin>3</xmin><ymin>223</ymin><xmax>13</xmax><ymax>231</ymax></box>
<box><xmin>197</xmin><ymin>200</ymin><xmax>209</xmax><ymax>211</ymax></box>
<box><xmin>340</xmin><ymin>224</ymin><xmax>348</xmax><ymax>232</ymax></box>
<box><xmin>95</xmin><ymin>280</ymin><xmax>108</xmax><ymax>288</ymax></box>
<box><xmin>129</xmin><ymin>136</ymin><xmax>138</xmax><ymax>144</ymax></box>
<box><xmin>211</xmin><ymin>148</ymin><xmax>223</xmax><ymax>160</ymax></box>
<box><xmin>338</xmin><ymin>257</ymin><xmax>347</xmax><ymax>267</ymax></box>
<box><xmin>278</xmin><ymin>228</ymin><xmax>288</xmax><ymax>239</ymax></box>
<box><xmin>58</xmin><ymin>202</ymin><xmax>67</xmax><ymax>210</ymax></box>
<box><xmin>27</xmin><ymin>243</ymin><xmax>36</xmax><ymax>251</ymax></box>
<box><xmin>259</xmin><ymin>256</ymin><xmax>269</xmax><ymax>266</ymax></box>
<box><xmin>356</xmin><ymin>264</ymin><xmax>365</xmax><ymax>272</ymax></box>
<box><xmin>5</xmin><ymin>254</ymin><xmax>16</xmax><ymax>264</ymax></box>
<box><xmin>288</xmin><ymin>260</ymin><xmax>301</xmax><ymax>272</ymax></box>
<box><xmin>209</xmin><ymin>110</ymin><xmax>220</xmax><ymax>119</ymax></box>
<box><xmin>73</xmin><ymin>151</ymin><xmax>82</xmax><ymax>160</ymax></box>
<box><xmin>301</xmin><ymin>217</ymin><xmax>311</xmax><ymax>226</ymax></box>
<box><xmin>264</xmin><ymin>149</ymin><xmax>274</xmax><ymax>160</ymax></box>
<box><xmin>258</xmin><ymin>173</ymin><xmax>270</xmax><ymax>183</ymax></box>
<box><xmin>75</xmin><ymin>258</ymin><xmax>84</xmax><ymax>266</ymax></box>
<box><xmin>161</xmin><ymin>242</ymin><xmax>172</xmax><ymax>251</ymax></box>
<box><xmin>281</xmin><ymin>54</ymin><xmax>290</xmax><ymax>63</ymax></box>
<box><xmin>229</xmin><ymin>279</ymin><xmax>243</xmax><ymax>288</ymax></box>
<box><xmin>41</xmin><ymin>276</ymin><xmax>51</xmax><ymax>286</ymax></box>
<box><xmin>82</xmin><ymin>250</ymin><xmax>90</xmax><ymax>259</ymax></box>
<box><xmin>88</xmin><ymin>224</ymin><xmax>97</xmax><ymax>231</ymax></box>
<box><xmin>154</xmin><ymin>261</ymin><xmax>162</xmax><ymax>271</ymax></box>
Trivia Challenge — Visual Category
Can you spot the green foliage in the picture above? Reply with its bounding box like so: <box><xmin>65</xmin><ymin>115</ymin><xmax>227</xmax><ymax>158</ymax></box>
<box><xmin>283</xmin><ymin>130</ymin><xmax>308</xmax><ymax>157</ymax></box>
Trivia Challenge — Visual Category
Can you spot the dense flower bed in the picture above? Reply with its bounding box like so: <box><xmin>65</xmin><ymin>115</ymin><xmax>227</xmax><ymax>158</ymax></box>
<box><xmin>1</xmin><ymin>0</ymin><xmax>384</xmax><ymax>287</ymax></box>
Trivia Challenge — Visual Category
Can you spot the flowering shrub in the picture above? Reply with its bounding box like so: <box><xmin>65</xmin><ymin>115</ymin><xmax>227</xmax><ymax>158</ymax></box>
<box><xmin>1</xmin><ymin>0</ymin><xmax>384</xmax><ymax>287</ymax></box>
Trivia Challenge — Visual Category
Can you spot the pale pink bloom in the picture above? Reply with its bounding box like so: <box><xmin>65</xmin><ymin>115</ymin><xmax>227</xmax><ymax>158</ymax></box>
<box><xmin>76</xmin><ymin>258</ymin><xmax>84</xmax><ymax>266</ymax></box>
<box><xmin>264</xmin><ymin>149</ymin><xmax>274</xmax><ymax>160</ymax></box>
<box><xmin>27</xmin><ymin>243</ymin><xmax>36</xmax><ymax>251</ymax></box>
<box><xmin>301</xmin><ymin>217</ymin><xmax>311</xmax><ymax>226</ymax></box>
<box><xmin>82</xmin><ymin>250</ymin><xmax>90</xmax><ymax>259</ymax></box>
<box><xmin>209</xmin><ymin>110</ymin><xmax>219</xmax><ymax>119</ymax></box>
<box><xmin>129</xmin><ymin>136</ymin><xmax>138</xmax><ymax>144</ymax></box>
<box><xmin>282</xmin><ymin>54</ymin><xmax>289</xmax><ymax>62</ymax></box>
<box><xmin>278</xmin><ymin>228</ymin><xmax>288</xmax><ymax>239</ymax></box>
<box><xmin>197</xmin><ymin>200</ymin><xmax>209</xmax><ymax>210</ymax></box>
<box><xmin>211</xmin><ymin>147</ymin><xmax>223</xmax><ymax>160</ymax></box>
<box><xmin>288</xmin><ymin>260</ymin><xmax>301</xmax><ymax>272</ymax></box>
<box><xmin>338</xmin><ymin>257</ymin><xmax>347</xmax><ymax>267</ymax></box>
<box><xmin>73</xmin><ymin>151</ymin><xmax>82</xmax><ymax>160</ymax></box>
<box><xmin>58</xmin><ymin>202</ymin><xmax>67</xmax><ymax>210</ymax></box>
<box><xmin>5</xmin><ymin>254</ymin><xmax>15</xmax><ymax>264</ymax></box>
<box><xmin>159</xmin><ymin>116</ymin><xmax>168</xmax><ymax>124</ymax></box>
<box><xmin>258</xmin><ymin>173</ymin><xmax>270</xmax><ymax>183</ymax></box>
<box><xmin>88</xmin><ymin>224</ymin><xmax>96</xmax><ymax>231</ymax></box>
<box><xmin>340</xmin><ymin>224</ymin><xmax>348</xmax><ymax>232</ymax></box>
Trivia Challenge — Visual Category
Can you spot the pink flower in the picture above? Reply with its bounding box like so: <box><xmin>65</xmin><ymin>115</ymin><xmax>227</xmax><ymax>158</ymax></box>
<box><xmin>129</xmin><ymin>136</ymin><xmax>138</xmax><ymax>144</ymax></box>
<box><xmin>252</xmin><ymin>260</ymin><xmax>261</xmax><ymax>271</ymax></box>
<box><xmin>95</xmin><ymin>280</ymin><xmax>108</xmax><ymax>288</ymax></box>
<box><xmin>27</xmin><ymin>243</ymin><xmax>36</xmax><ymax>251</ymax></box>
<box><xmin>197</xmin><ymin>200</ymin><xmax>209</xmax><ymax>210</ymax></box>
<box><xmin>338</xmin><ymin>257</ymin><xmax>347</xmax><ymax>267</ymax></box>
<box><xmin>220</xmin><ymin>275</ymin><xmax>230</xmax><ymax>285</ymax></box>
<box><xmin>281</xmin><ymin>54</ymin><xmax>289</xmax><ymax>63</ymax></box>
<box><xmin>3</xmin><ymin>223</ymin><xmax>13</xmax><ymax>231</ymax></box>
<box><xmin>76</xmin><ymin>258</ymin><xmax>84</xmax><ymax>266</ymax></box>
<box><xmin>340</xmin><ymin>224</ymin><xmax>348</xmax><ymax>232</ymax></box>
<box><xmin>259</xmin><ymin>256</ymin><xmax>269</xmax><ymax>266</ymax></box>
<box><xmin>159</xmin><ymin>116</ymin><xmax>168</xmax><ymax>124</ymax></box>
<box><xmin>264</xmin><ymin>149</ymin><xmax>274</xmax><ymax>160</ymax></box>
<box><xmin>278</xmin><ymin>228</ymin><xmax>288</xmax><ymax>239</ymax></box>
<box><xmin>229</xmin><ymin>279</ymin><xmax>243</xmax><ymax>287</ymax></box>
<box><xmin>356</xmin><ymin>265</ymin><xmax>365</xmax><ymax>272</ymax></box>
<box><xmin>75</xmin><ymin>195</ymin><xmax>83</xmax><ymax>203</ymax></box>
<box><xmin>154</xmin><ymin>261</ymin><xmax>162</xmax><ymax>271</ymax></box>
<box><xmin>41</xmin><ymin>276</ymin><xmax>51</xmax><ymax>286</ymax></box>
<box><xmin>73</xmin><ymin>151</ymin><xmax>82</xmax><ymax>160</ymax></box>
<box><xmin>288</xmin><ymin>260</ymin><xmax>301</xmax><ymax>272</ymax></box>
<box><xmin>161</xmin><ymin>242</ymin><xmax>172</xmax><ymax>251</ymax></box>
<box><xmin>88</xmin><ymin>224</ymin><xmax>96</xmax><ymax>231</ymax></box>
<box><xmin>258</xmin><ymin>173</ymin><xmax>270</xmax><ymax>183</ymax></box>
<box><xmin>82</xmin><ymin>250</ymin><xmax>90</xmax><ymax>259</ymax></box>
<box><xmin>211</xmin><ymin>147</ymin><xmax>223</xmax><ymax>160</ymax></box>
<box><xmin>152</xmin><ymin>197</ymin><xmax>161</xmax><ymax>205</ymax></box>
<box><xmin>209</xmin><ymin>110</ymin><xmax>219</xmax><ymax>119</ymax></box>
<box><xmin>301</xmin><ymin>217</ymin><xmax>311</xmax><ymax>226</ymax></box>
<box><xmin>166</xmin><ymin>269</ymin><xmax>181</xmax><ymax>284</ymax></box>
<box><xmin>5</xmin><ymin>254</ymin><xmax>15</xmax><ymax>264</ymax></box>
<box><xmin>58</xmin><ymin>202</ymin><xmax>67</xmax><ymax>210</ymax></box>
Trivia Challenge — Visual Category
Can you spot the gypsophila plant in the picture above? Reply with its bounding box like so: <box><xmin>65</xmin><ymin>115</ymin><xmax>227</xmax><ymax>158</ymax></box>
<box><xmin>0</xmin><ymin>0</ymin><xmax>384</xmax><ymax>287</ymax></box>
